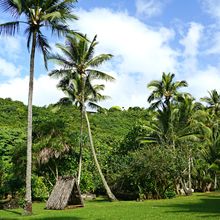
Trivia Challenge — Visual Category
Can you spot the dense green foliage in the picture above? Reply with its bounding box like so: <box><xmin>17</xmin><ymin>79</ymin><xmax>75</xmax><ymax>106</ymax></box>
<box><xmin>0</xmin><ymin>98</ymin><xmax>147</xmax><ymax>200</ymax></box>
<box><xmin>1</xmin><ymin>73</ymin><xmax>220</xmax><ymax>203</ymax></box>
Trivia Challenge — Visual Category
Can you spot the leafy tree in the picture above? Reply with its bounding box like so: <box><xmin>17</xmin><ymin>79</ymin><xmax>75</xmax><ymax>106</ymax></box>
<box><xmin>49</xmin><ymin>34</ymin><xmax>117</xmax><ymax>201</ymax></box>
<box><xmin>0</xmin><ymin>127</ymin><xmax>26</xmax><ymax>198</ymax></box>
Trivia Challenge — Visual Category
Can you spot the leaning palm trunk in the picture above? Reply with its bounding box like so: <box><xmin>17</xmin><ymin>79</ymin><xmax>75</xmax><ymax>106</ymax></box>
<box><xmin>84</xmin><ymin>111</ymin><xmax>117</xmax><ymax>201</ymax></box>
<box><xmin>77</xmin><ymin>110</ymin><xmax>84</xmax><ymax>185</ymax></box>
<box><xmin>25</xmin><ymin>32</ymin><xmax>37</xmax><ymax>215</ymax></box>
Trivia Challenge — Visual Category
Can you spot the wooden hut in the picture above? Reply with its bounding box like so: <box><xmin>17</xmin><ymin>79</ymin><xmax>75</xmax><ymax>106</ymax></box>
<box><xmin>46</xmin><ymin>176</ymin><xmax>84</xmax><ymax>210</ymax></box>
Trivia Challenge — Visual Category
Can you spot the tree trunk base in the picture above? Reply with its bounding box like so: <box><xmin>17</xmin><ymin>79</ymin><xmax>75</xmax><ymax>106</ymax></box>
<box><xmin>24</xmin><ymin>202</ymin><xmax>32</xmax><ymax>215</ymax></box>
<box><xmin>108</xmin><ymin>195</ymin><xmax>117</xmax><ymax>202</ymax></box>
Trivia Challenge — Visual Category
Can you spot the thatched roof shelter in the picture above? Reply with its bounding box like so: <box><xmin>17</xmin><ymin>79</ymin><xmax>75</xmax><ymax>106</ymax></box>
<box><xmin>46</xmin><ymin>176</ymin><xmax>84</xmax><ymax>210</ymax></box>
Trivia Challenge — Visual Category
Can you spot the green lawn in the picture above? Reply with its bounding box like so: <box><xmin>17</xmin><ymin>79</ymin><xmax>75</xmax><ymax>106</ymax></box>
<box><xmin>1</xmin><ymin>192</ymin><xmax>220</xmax><ymax>220</ymax></box>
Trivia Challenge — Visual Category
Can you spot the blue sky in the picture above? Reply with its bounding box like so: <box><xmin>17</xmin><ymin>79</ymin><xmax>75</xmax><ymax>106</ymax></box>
<box><xmin>0</xmin><ymin>0</ymin><xmax>220</xmax><ymax>108</ymax></box>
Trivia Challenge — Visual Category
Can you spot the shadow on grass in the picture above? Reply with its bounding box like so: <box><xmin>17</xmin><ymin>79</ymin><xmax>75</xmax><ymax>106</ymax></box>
<box><xmin>1</xmin><ymin>209</ymin><xmax>84</xmax><ymax>220</ymax></box>
<box><xmin>1</xmin><ymin>209</ymin><xmax>22</xmax><ymax>215</ymax></box>
<box><xmin>31</xmin><ymin>218</ymin><xmax>83</xmax><ymax>220</ymax></box>
<box><xmin>162</xmin><ymin>194</ymin><xmax>220</xmax><ymax>218</ymax></box>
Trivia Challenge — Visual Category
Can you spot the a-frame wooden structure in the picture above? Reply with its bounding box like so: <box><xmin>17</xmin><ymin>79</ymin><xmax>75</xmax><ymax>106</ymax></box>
<box><xmin>46</xmin><ymin>176</ymin><xmax>84</xmax><ymax>210</ymax></box>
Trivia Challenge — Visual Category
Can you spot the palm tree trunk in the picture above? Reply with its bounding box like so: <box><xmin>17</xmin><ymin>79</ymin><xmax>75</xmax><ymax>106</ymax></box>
<box><xmin>214</xmin><ymin>173</ymin><xmax>218</xmax><ymax>190</ymax></box>
<box><xmin>84</xmin><ymin>111</ymin><xmax>117</xmax><ymax>201</ymax></box>
<box><xmin>77</xmin><ymin>74</ymin><xmax>86</xmax><ymax>185</ymax></box>
<box><xmin>188</xmin><ymin>151</ymin><xmax>192</xmax><ymax>192</ymax></box>
<box><xmin>24</xmin><ymin>32</ymin><xmax>37</xmax><ymax>215</ymax></box>
<box><xmin>77</xmin><ymin>110</ymin><xmax>84</xmax><ymax>185</ymax></box>
<box><xmin>180</xmin><ymin>178</ymin><xmax>191</xmax><ymax>196</ymax></box>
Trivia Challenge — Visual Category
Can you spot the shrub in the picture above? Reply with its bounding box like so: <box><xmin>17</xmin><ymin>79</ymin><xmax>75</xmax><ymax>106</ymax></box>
<box><xmin>32</xmin><ymin>175</ymin><xmax>49</xmax><ymax>201</ymax></box>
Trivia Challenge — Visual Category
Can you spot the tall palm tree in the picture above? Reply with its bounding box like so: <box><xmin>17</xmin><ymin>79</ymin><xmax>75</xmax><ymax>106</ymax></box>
<box><xmin>146</xmin><ymin>73</ymin><xmax>190</xmax><ymax>149</ymax></box>
<box><xmin>49</xmin><ymin>34</ymin><xmax>117</xmax><ymax>201</ymax></box>
<box><xmin>200</xmin><ymin>90</ymin><xmax>220</xmax><ymax>189</ymax></box>
<box><xmin>146</xmin><ymin>76</ymin><xmax>198</xmax><ymax>195</ymax></box>
<box><xmin>0</xmin><ymin>0</ymin><xmax>77</xmax><ymax>214</ymax></box>
<box><xmin>147</xmin><ymin>72</ymin><xmax>188</xmax><ymax>110</ymax></box>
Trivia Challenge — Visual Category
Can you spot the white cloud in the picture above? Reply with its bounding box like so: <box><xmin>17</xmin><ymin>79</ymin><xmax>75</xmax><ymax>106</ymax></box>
<box><xmin>200</xmin><ymin>0</ymin><xmax>220</xmax><ymax>19</ymax></box>
<box><xmin>187</xmin><ymin>66</ymin><xmax>220</xmax><ymax>99</ymax></box>
<box><xmin>177</xmin><ymin>22</ymin><xmax>220</xmax><ymax>101</ymax></box>
<box><xmin>135</xmin><ymin>0</ymin><xmax>166</xmax><ymax>18</ymax></box>
<box><xmin>0</xmin><ymin>57</ymin><xmax>21</xmax><ymax>78</ymax></box>
<box><xmin>0</xmin><ymin>7</ymin><xmax>220</xmax><ymax>109</ymax></box>
<box><xmin>179</xmin><ymin>22</ymin><xmax>204</xmax><ymax>74</ymax></box>
<box><xmin>0</xmin><ymin>75</ymin><xmax>63</xmax><ymax>106</ymax></box>
<box><xmin>180</xmin><ymin>22</ymin><xmax>204</xmax><ymax>57</ymax></box>
<box><xmin>205</xmin><ymin>31</ymin><xmax>220</xmax><ymax>54</ymax></box>
<box><xmin>74</xmin><ymin>8</ymin><xmax>178</xmax><ymax>108</ymax></box>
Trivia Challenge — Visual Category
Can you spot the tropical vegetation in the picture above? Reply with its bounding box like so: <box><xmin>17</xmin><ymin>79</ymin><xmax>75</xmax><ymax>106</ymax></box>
<box><xmin>0</xmin><ymin>0</ymin><xmax>220</xmax><ymax>219</ymax></box>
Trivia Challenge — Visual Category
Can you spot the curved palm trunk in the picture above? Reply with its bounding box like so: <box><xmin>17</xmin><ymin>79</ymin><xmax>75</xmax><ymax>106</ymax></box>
<box><xmin>24</xmin><ymin>32</ymin><xmax>37</xmax><ymax>215</ymax></box>
<box><xmin>77</xmin><ymin>109</ymin><xmax>84</xmax><ymax>185</ymax></box>
<box><xmin>84</xmin><ymin>111</ymin><xmax>117</xmax><ymax>201</ymax></box>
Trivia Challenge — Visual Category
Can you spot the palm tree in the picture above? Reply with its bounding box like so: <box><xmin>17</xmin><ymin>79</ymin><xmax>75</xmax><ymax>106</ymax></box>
<box><xmin>200</xmin><ymin>90</ymin><xmax>220</xmax><ymax>190</ymax></box>
<box><xmin>197</xmin><ymin>109</ymin><xmax>220</xmax><ymax>189</ymax></box>
<box><xmin>147</xmin><ymin>72</ymin><xmax>188</xmax><ymax>110</ymax></box>
<box><xmin>146</xmin><ymin>76</ymin><xmax>199</xmax><ymax>195</ymax></box>
<box><xmin>0</xmin><ymin>0</ymin><xmax>77</xmax><ymax>214</ymax></box>
<box><xmin>49</xmin><ymin>34</ymin><xmax>117</xmax><ymax>201</ymax></box>
<box><xmin>201</xmin><ymin>89</ymin><xmax>220</xmax><ymax>116</ymax></box>
<box><xmin>146</xmin><ymin>73</ymin><xmax>190</xmax><ymax>149</ymax></box>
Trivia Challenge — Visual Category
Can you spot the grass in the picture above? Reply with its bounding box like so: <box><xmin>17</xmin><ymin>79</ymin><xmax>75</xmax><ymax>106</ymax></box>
<box><xmin>1</xmin><ymin>192</ymin><xmax>220</xmax><ymax>220</ymax></box>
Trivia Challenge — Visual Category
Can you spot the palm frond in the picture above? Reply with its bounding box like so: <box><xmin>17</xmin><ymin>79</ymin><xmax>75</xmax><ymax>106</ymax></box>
<box><xmin>0</xmin><ymin>0</ymin><xmax>22</xmax><ymax>17</ymax></box>
<box><xmin>88</xmin><ymin>102</ymin><xmax>101</xmax><ymax>110</ymax></box>
<box><xmin>55</xmin><ymin>42</ymin><xmax>76</xmax><ymax>64</ymax></box>
<box><xmin>88</xmin><ymin>69</ymin><xmax>115</xmax><ymax>82</ymax></box>
<box><xmin>36</xmin><ymin>31</ymin><xmax>51</xmax><ymax>69</ymax></box>
<box><xmin>52</xmin><ymin>97</ymin><xmax>73</xmax><ymax>108</ymax></box>
<box><xmin>87</xmin><ymin>54</ymin><xmax>113</xmax><ymax>67</ymax></box>
<box><xmin>49</xmin><ymin>23</ymin><xmax>69</xmax><ymax>37</ymax></box>
<box><xmin>0</xmin><ymin>21</ymin><xmax>19</xmax><ymax>35</ymax></box>
<box><xmin>84</xmin><ymin>35</ymin><xmax>97</xmax><ymax>61</ymax></box>
<box><xmin>148</xmin><ymin>100</ymin><xmax>161</xmax><ymax>110</ymax></box>
<box><xmin>49</xmin><ymin>69</ymin><xmax>75</xmax><ymax>79</ymax></box>
<box><xmin>49</xmin><ymin>53</ymin><xmax>73</xmax><ymax>68</ymax></box>
<box><xmin>44</xmin><ymin>0</ymin><xmax>77</xmax><ymax>15</ymax></box>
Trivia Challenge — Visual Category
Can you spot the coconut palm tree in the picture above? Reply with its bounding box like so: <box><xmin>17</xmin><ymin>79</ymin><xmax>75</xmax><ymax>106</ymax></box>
<box><xmin>147</xmin><ymin>72</ymin><xmax>188</xmax><ymax>110</ymax></box>
<box><xmin>200</xmin><ymin>90</ymin><xmax>220</xmax><ymax>190</ymax></box>
<box><xmin>146</xmin><ymin>73</ymin><xmax>190</xmax><ymax>149</ymax></box>
<box><xmin>0</xmin><ymin>0</ymin><xmax>77</xmax><ymax>214</ymax></box>
<box><xmin>49</xmin><ymin>34</ymin><xmax>117</xmax><ymax>201</ymax></box>
<box><xmin>201</xmin><ymin>89</ymin><xmax>220</xmax><ymax>116</ymax></box>
<box><xmin>146</xmin><ymin>76</ymin><xmax>199</xmax><ymax>195</ymax></box>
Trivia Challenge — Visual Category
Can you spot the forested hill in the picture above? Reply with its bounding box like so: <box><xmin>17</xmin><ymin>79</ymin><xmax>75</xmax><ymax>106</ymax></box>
<box><xmin>0</xmin><ymin>97</ymin><xmax>148</xmax><ymax>140</ymax></box>
<box><xmin>0</xmin><ymin>97</ymin><xmax>149</xmax><ymax>198</ymax></box>
<box><xmin>2</xmin><ymin>93</ymin><xmax>219</xmax><ymax>201</ymax></box>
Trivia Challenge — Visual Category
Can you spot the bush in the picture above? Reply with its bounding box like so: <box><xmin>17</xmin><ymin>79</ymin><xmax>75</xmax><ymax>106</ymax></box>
<box><xmin>164</xmin><ymin>189</ymin><xmax>176</xmax><ymax>199</ymax></box>
<box><xmin>32</xmin><ymin>175</ymin><xmax>49</xmax><ymax>201</ymax></box>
